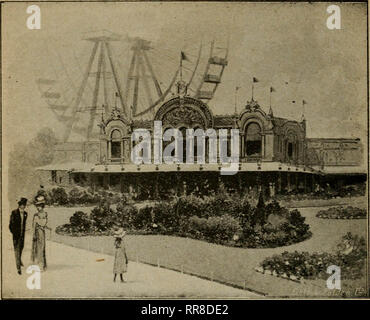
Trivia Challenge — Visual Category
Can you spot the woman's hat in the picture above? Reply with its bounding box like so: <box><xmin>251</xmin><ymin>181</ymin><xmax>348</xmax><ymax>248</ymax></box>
<box><xmin>18</xmin><ymin>197</ymin><xmax>28</xmax><ymax>206</ymax></box>
<box><xmin>113</xmin><ymin>227</ymin><xmax>126</xmax><ymax>238</ymax></box>
<box><xmin>34</xmin><ymin>195</ymin><xmax>46</xmax><ymax>205</ymax></box>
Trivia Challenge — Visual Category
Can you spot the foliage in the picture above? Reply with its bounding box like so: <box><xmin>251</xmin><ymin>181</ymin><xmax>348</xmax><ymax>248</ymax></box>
<box><xmin>8</xmin><ymin>128</ymin><xmax>58</xmax><ymax>204</ymax></box>
<box><xmin>187</xmin><ymin>214</ymin><xmax>242</xmax><ymax>244</ymax></box>
<box><xmin>48</xmin><ymin>187</ymin><xmax>69</xmax><ymax>206</ymax></box>
<box><xmin>260</xmin><ymin>232</ymin><xmax>366</xmax><ymax>280</ymax></box>
<box><xmin>55</xmin><ymin>210</ymin><xmax>92</xmax><ymax>236</ymax></box>
<box><xmin>45</xmin><ymin>186</ymin><xmax>127</xmax><ymax>207</ymax></box>
<box><xmin>317</xmin><ymin>206</ymin><xmax>366</xmax><ymax>219</ymax></box>
<box><xmin>57</xmin><ymin>191</ymin><xmax>311</xmax><ymax>249</ymax></box>
<box><xmin>90</xmin><ymin>201</ymin><xmax>116</xmax><ymax>232</ymax></box>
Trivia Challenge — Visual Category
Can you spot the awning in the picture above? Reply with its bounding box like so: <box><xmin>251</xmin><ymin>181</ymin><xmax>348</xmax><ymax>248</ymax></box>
<box><xmin>36</xmin><ymin>161</ymin><xmax>95</xmax><ymax>172</ymax></box>
<box><xmin>64</xmin><ymin>162</ymin><xmax>321</xmax><ymax>174</ymax></box>
<box><xmin>312</xmin><ymin>165</ymin><xmax>366</xmax><ymax>175</ymax></box>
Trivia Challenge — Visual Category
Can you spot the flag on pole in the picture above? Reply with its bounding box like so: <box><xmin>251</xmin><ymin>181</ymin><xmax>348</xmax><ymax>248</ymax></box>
<box><xmin>234</xmin><ymin>86</ymin><xmax>241</xmax><ymax>113</ymax></box>
<box><xmin>181</xmin><ymin>51</ymin><xmax>189</xmax><ymax>61</ymax></box>
<box><xmin>302</xmin><ymin>99</ymin><xmax>307</xmax><ymax>105</ymax></box>
<box><xmin>270</xmin><ymin>87</ymin><xmax>275</xmax><ymax>93</ymax></box>
<box><xmin>253</xmin><ymin>77</ymin><xmax>259</xmax><ymax>83</ymax></box>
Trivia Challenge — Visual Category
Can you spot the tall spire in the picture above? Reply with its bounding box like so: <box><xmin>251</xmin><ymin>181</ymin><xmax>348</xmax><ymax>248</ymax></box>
<box><xmin>269</xmin><ymin>86</ymin><xmax>275</xmax><ymax>117</ymax></box>
<box><xmin>251</xmin><ymin>77</ymin><xmax>259</xmax><ymax>100</ymax></box>
<box><xmin>301</xmin><ymin>99</ymin><xmax>307</xmax><ymax>121</ymax></box>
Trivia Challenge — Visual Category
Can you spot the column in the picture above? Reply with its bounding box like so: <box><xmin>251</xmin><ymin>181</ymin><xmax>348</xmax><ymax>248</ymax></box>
<box><xmin>155</xmin><ymin>173</ymin><xmax>159</xmax><ymax>199</ymax></box>
<box><xmin>278</xmin><ymin>172</ymin><xmax>282</xmax><ymax>194</ymax></box>
<box><xmin>120</xmin><ymin>174</ymin><xmax>124</xmax><ymax>193</ymax></box>
<box><xmin>287</xmin><ymin>172</ymin><xmax>291</xmax><ymax>192</ymax></box>
<box><xmin>120</xmin><ymin>140</ymin><xmax>123</xmax><ymax>163</ymax></box>
<box><xmin>123</xmin><ymin>138</ymin><xmax>130</xmax><ymax>163</ymax></box>
<box><xmin>295</xmin><ymin>173</ymin><xmax>298</xmax><ymax>191</ymax></box>
<box><xmin>240</xmin><ymin>133</ymin><xmax>245</xmax><ymax>159</ymax></box>
<box><xmin>107</xmin><ymin>141</ymin><xmax>111</xmax><ymax>161</ymax></box>
<box><xmin>103</xmin><ymin>174</ymin><xmax>109</xmax><ymax>189</ymax></box>
<box><xmin>311</xmin><ymin>174</ymin><xmax>315</xmax><ymax>192</ymax></box>
<box><xmin>304</xmin><ymin>173</ymin><xmax>308</xmax><ymax>193</ymax></box>
<box><xmin>238</xmin><ymin>173</ymin><xmax>242</xmax><ymax>193</ymax></box>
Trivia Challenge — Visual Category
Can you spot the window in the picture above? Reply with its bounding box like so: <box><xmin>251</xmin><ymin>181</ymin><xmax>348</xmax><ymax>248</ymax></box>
<box><xmin>163</xmin><ymin>129</ymin><xmax>176</xmax><ymax>161</ymax></box>
<box><xmin>285</xmin><ymin>132</ymin><xmax>298</xmax><ymax>162</ymax></box>
<box><xmin>110</xmin><ymin>129</ymin><xmax>122</xmax><ymax>161</ymax></box>
<box><xmin>245</xmin><ymin>123</ymin><xmax>262</xmax><ymax>157</ymax></box>
<box><xmin>51</xmin><ymin>170</ymin><xmax>57</xmax><ymax>183</ymax></box>
<box><xmin>288</xmin><ymin>142</ymin><xmax>293</xmax><ymax>158</ymax></box>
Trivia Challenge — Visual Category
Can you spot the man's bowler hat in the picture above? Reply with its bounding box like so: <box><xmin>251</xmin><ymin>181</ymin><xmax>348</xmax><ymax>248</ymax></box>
<box><xmin>18</xmin><ymin>197</ymin><xmax>28</xmax><ymax>206</ymax></box>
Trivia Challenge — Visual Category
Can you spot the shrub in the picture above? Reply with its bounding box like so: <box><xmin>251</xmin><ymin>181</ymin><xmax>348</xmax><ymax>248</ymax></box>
<box><xmin>152</xmin><ymin>201</ymin><xmax>180</xmax><ymax>233</ymax></box>
<box><xmin>203</xmin><ymin>215</ymin><xmax>242</xmax><ymax>244</ymax></box>
<box><xmin>55</xmin><ymin>210</ymin><xmax>92</xmax><ymax>236</ymax></box>
<box><xmin>68</xmin><ymin>187</ymin><xmax>83</xmax><ymax>205</ymax></box>
<box><xmin>56</xmin><ymin>189</ymin><xmax>311</xmax><ymax>249</ymax></box>
<box><xmin>132</xmin><ymin>206</ymin><xmax>153</xmax><ymax>230</ymax></box>
<box><xmin>69</xmin><ymin>211</ymin><xmax>92</xmax><ymax>232</ymax></box>
<box><xmin>260</xmin><ymin>233</ymin><xmax>366</xmax><ymax>280</ymax></box>
<box><xmin>175</xmin><ymin>195</ymin><xmax>207</xmax><ymax>219</ymax></box>
<box><xmin>48</xmin><ymin>187</ymin><xmax>68</xmax><ymax>205</ymax></box>
<box><xmin>187</xmin><ymin>214</ymin><xmax>242</xmax><ymax>245</ymax></box>
<box><xmin>187</xmin><ymin>216</ymin><xmax>208</xmax><ymax>237</ymax></box>
<box><xmin>317</xmin><ymin>206</ymin><xmax>366</xmax><ymax>219</ymax></box>
<box><xmin>90</xmin><ymin>202</ymin><xmax>115</xmax><ymax>232</ymax></box>
<box><xmin>114</xmin><ymin>203</ymin><xmax>138</xmax><ymax>228</ymax></box>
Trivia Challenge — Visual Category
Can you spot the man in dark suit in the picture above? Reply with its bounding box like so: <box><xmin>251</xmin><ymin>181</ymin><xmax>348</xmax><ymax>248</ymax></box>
<box><xmin>9</xmin><ymin>198</ymin><xmax>28</xmax><ymax>274</ymax></box>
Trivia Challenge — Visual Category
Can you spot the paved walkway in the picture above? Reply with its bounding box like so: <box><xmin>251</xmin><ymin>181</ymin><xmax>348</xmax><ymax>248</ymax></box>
<box><xmin>2</xmin><ymin>239</ymin><xmax>260</xmax><ymax>298</ymax></box>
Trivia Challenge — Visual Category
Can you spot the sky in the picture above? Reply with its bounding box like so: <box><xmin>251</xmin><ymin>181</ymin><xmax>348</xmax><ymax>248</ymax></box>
<box><xmin>2</xmin><ymin>2</ymin><xmax>367</xmax><ymax>147</ymax></box>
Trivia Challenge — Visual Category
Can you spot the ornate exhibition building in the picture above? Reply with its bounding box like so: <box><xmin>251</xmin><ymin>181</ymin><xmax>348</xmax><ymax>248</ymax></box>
<box><xmin>36</xmin><ymin>33</ymin><xmax>365</xmax><ymax>199</ymax></box>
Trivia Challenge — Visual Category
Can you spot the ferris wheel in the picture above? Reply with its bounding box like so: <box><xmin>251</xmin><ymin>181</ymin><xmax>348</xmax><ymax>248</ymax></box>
<box><xmin>36</xmin><ymin>30</ymin><xmax>229</xmax><ymax>142</ymax></box>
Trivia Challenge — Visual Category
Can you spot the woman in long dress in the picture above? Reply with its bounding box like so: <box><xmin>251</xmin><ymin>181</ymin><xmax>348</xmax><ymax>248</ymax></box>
<box><xmin>31</xmin><ymin>195</ymin><xmax>51</xmax><ymax>271</ymax></box>
<box><xmin>113</xmin><ymin>228</ymin><xmax>128</xmax><ymax>282</ymax></box>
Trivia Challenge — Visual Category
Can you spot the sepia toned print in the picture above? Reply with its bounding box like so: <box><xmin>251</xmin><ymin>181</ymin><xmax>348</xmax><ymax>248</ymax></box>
<box><xmin>1</xmin><ymin>2</ymin><xmax>368</xmax><ymax>299</ymax></box>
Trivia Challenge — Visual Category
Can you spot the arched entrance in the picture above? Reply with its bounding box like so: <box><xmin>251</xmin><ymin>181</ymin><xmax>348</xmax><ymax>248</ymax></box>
<box><xmin>245</xmin><ymin>122</ymin><xmax>262</xmax><ymax>158</ymax></box>
<box><xmin>285</xmin><ymin>132</ymin><xmax>298</xmax><ymax>163</ymax></box>
<box><xmin>110</xmin><ymin>129</ymin><xmax>123</xmax><ymax>162</ymax></box>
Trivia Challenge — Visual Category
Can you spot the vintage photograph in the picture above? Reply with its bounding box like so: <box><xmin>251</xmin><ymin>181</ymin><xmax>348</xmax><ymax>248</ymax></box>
<box><xmin>1</xmin><ymin>2</ymin><xmax>368</xmax><ymax>299</ymax></box>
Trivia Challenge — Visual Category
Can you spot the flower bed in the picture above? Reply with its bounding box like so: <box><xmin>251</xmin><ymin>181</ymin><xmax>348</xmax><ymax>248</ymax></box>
<box><xmin>257</xmin><ymin>233</ymin><xmax>366</xmax><ymax>281</ymax></box>
<box><xmin>37</xmin><ymin>186</ymin><xmax>126</xmax><ymax>207</ymax></box>
<box><xmin>56</xmin><ymin>186</ymin><xmax>312</xmax><ymax>248</ymax></box>
<box><xmin>316</xmin><ymin>206</ymin><xmax>366</xmax><ymax>219</ymax></box>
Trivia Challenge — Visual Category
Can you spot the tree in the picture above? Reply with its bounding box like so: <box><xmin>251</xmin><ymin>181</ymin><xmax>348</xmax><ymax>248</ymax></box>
<box><xmin>8</xmin><ymin>127</ymin><xmax>58</xmax><ymax>204</ymax></box>
<box><xmin>255</xmin><ymin>190</ymin><xmax>266</xmax><ymax>225</ymax></box>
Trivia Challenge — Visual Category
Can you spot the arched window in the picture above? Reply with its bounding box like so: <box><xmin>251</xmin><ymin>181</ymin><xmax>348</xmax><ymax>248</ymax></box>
<box><xmin>110</xmin><ymin>129</ymin><xmax>122</xmax><ymax>161</ymax></box>
<box><xmin>285</xmin><ymin>132</ymin><xmax>298</xmax><ymax>162</ymax></box>
<box><xmin>245</xmin><ymin>123</ymin><xmax>262</xmax><ymax>157</ymax></box>
<box><xmin>180</xmin><ymin>127</ymin><xmax>187</xmax><ymax>163</ymax></box>
<box><xmin>163</xmin><ymin>128</ymin><xmax>176</xmax><ymax>161</ymax></box>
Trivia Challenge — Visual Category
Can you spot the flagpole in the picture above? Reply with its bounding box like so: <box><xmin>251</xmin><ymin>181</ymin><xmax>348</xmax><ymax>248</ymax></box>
<box><xmin>234</xmin><ymin>87</ymin><xmax>238</xmax><ymax>114</ymax></box>
<box><xmin>252</xmin><ymin>81</ymin><xmax>254</xmax><ymax>100</ymax></box>
<box><xmin>180</xmin><ymin>53</ymin><xmax>183</xmax><ymax>83</ymax></box>
<box><xmin>269</xmin><ymin>88</ymin><xmax>272</xmax><ymax>108</ymax></box>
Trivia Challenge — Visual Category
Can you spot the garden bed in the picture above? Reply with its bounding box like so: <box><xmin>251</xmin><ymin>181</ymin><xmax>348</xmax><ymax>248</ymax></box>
<box><xmin>35</xmin><ymin>186</ymin><xmax>127</xmax><ymax>207</ymax></box>
<box><xmin>316</xmin><ymin>206</ymin><xmax>366</xmax><ymax>219</ymax></box>
<box><xmin>56</xmin><ymin>186</ymin><xmax>312</xmax><ymax>248</ymax></box>
<box><xmin>257</xmin><ymin>233</ymin><xmax>366</xmax><ymax>281</ymax></box>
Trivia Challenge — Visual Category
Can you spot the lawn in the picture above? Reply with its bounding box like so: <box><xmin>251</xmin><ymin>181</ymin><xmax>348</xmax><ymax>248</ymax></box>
<box><xmin>45</xmin><ymin>199</ymin><xmax>367</xmax><ymax>297</ymax></box>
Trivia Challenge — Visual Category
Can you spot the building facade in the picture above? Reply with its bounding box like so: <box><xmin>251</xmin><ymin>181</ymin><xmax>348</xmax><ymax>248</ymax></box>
<box><xmin>38</xmin><ymin>94</ymin><xmax>365</xmax><ymax>199</ymax></box>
